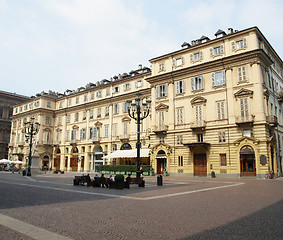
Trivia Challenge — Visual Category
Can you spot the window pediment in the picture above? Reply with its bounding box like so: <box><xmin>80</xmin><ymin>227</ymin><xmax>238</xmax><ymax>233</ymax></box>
<box><xmin>234</xmin><ymin>88</ymin><xmax>253</xmax><ymax>99</ymax></box>
<box><xmin>155</xmin><ymin>103</ymin><xmax>169</xmax><ymax>111</ymax></box>
<box><xmin>94</xmin><ymin>121</ymin><xmax>103</xmax><ymax>127</ymax></box>
<box><xmin>72</xmin><ymin>125</ymin><xmax>79</xmax><ymax>129</ymax></box>
<box><xmin>190</xmin><ymin>96</ymin><xmax>207</xmax><ymax>106</ymax></box>
<box><xmin>121</xmin><ymin>116</ymin><xmax>131</xmax><ymax>122</ymax></box>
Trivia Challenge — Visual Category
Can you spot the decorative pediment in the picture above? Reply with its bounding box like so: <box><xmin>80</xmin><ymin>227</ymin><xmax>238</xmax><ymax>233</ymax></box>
<box><xmin>151</xmin><ymin>142</ymin><xmax>172</xmax><ymax>155</ymax></box>
<box><xmin>72</xmin><ymin>125</ymin><xmax>79</xmax><ymax>130</ymax></box>
<box><xmin>121</xmin><ymin>116</ymin><xmax>131</xmax><ymax>122</ymax></box>
<box><xmin>56</xmin><ymin>128</ymin><xmax>62</xmax><ymax>132</ymax></box>
<box><xmin>43</xmin><ymin>127</ymin><xmax>51</xmax><ymax>132</ymax></box>
<box><xmin>234</xmin><ymin>88</ymin><xmax>253</xmax><ymax>99</ymax></box>
<box><xmin>190</xmin><ymin>96</ymin><xmax>207</xmax><ymax>106</ymax></box>
<box><xmin>155</xmin><ymin>103</ymin><xmax>169</xmax><ymax>111</ymax></box>
<box><xmin>94</xmin><ymin>121</ymin><xmax>103</xmax><ymax>127</ymax></box>
<box><xmin>233</xmin><ymin>136</ymin><xmax>260</xmax><ymax>145</ymax></box>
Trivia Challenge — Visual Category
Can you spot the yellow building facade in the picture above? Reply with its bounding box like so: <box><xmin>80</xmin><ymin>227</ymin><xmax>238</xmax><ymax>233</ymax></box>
<box><xmin>8</xmin><ymin>27</ymin><xmax>283</xmax><ymax>178</ymax></box>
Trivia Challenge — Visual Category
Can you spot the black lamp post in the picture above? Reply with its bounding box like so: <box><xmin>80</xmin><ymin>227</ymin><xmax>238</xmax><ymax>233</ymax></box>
<box><xmin>23</xmin><ymin>117</ymin><xmax>40</xmax><ymax>176</ymax></box>
<box><xmin>127</xmin><ymin>93</ymin><xmax>151</xmax><ymax>178</ymax></box>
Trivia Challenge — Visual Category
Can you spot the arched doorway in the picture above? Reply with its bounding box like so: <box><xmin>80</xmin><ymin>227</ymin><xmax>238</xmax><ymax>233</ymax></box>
<box><xmin>42</xmin><ymin>155</ymin><xmax>49</xmax><ymax>171</ymax></box>
<box><xmin>120</xmin><ymin>143</ymin><xmax>132</xmax><ymax>150</ymax></box>
<box><xmin>240</xmin><ymin>146</ymin><xmax>256</xmax><ymax>176</ymax></box>
<box><xmin>156</xmin><ymin>150</ymin><xmax>167</xmax><ymax>174</ymax></box>
<box><xmin>54</xmin><ymin>148</ymin><xmax>61</xmax><ymax>170</ymax></box>
<box><xmin>70</xmin><ymin>147</ymin><xmax>79</xmax><ymax>172</ymax></box>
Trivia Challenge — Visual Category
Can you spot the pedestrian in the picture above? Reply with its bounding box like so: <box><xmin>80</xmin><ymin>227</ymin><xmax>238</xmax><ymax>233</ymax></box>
<box><xmin>140</xmin><ymin>167</ymin><xmax>144</xmax><ymax>177</ymax></box>
<box><xmin>100</xmin><ymin>174</ymin><xmax>106</xmax><ymax>188</ymax></box>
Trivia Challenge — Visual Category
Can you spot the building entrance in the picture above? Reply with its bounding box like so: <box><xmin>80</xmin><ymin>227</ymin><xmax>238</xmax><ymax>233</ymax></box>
<box><xmin>193</xmin><ymin>154</ymin><xmax>207</xmax><ymax>176</ymax></box>
<box><xmin>240</xmin><ymin>146</ymin><xmax>256</xmax><ymax>176</ymax></box>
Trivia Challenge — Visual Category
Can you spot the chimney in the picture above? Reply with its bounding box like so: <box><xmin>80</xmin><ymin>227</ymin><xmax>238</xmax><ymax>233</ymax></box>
<box><xmin>228</xmin><ymin>28</ymin><xmax>233</xmax><ymax>34</ymax></box>
<box><xmin>138</xmin><ymin>64</ymin><xmax>142</xmax><ymax>70</ymax></box>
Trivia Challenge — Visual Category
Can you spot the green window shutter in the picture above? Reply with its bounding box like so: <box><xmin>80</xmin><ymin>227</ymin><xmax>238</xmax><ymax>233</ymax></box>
<box><xmin>199</xmin><ymin>51</ymin><xmax>203</xmax><ymax>60</ymax></box>
<box><xmin>242</xmin><ymin>67</ymin><xmax>247</xmax><ymax>81</ymax></box>
<box><xmin>156</xmin><ymin>86</ymin><xmax>160</xmax><ymax>98</ymax></box>
<box><xmin>191</xmin><ymin>78</ymin><xmax>195</xmax><ymax>91</ymax></box>
<box><xmin>173</xmin><ymin>58</ymin><xmax>176</xmax><ymax>67</ymax></box>
<box><xmin>232</xmin><ymin>41</ymin><xmax>236</xmax><ymax>51</ymax></box>
<box><xmin>200</xmin><ymin>76</ymin><xmax>204</xmax><ymax>89</ymax></box>
<box><xmin>176</xmin><ymin>81</ymin><xmax>180</xmax><ymax>94</ymax></box>
<box><xmin>222</xmin><ymin>71</ymin><xmax>226</xmax><ymax>85</ymax></box>
<box><xmin>181</xmin><ymin>56</ymin><xmax>185</xmax><ymax>65</ymax></box>
<box><xmin>220</xmin><ymin>44</ymin><xmax>224</xmax><ymax>54</ymax></box>
<box><xmin>243</xmin><ymin>38</ymin><xmax>247</xmax><ymax>48</ymax></box>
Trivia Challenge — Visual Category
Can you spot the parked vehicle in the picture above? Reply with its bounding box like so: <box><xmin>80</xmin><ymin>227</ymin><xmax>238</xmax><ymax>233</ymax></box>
<box><xmin>4</xmin><ymin>166</ymin><xmax>19</xmax><ymax>172</ymax></box>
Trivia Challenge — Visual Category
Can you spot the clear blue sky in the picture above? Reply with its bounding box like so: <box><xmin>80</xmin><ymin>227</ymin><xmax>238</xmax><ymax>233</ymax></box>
<box><xmin>1</xmin><ymin>0</ymin><xmax>282</xmax><ymax>96</ymax></box>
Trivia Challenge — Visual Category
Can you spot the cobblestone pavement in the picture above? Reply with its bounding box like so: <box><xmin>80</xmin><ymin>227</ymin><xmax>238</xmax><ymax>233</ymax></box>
<box><xmin>0</xmin><ymin>171</ymin><xmax>283</xmax><ymax>240</ymax></box>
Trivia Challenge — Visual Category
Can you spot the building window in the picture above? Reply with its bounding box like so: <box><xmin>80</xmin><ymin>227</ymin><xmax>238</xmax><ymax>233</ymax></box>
<box><xmin>45</xmin><ymin>116</ymin><xmax>51</xmax><ymax>124</ymax></box>
<box><xmin>67</xmin><ymin>114</ymin><xmax>71</xmax><ymax>123</ymax></box>
<box><xmin>197</xmin><ymin>133</ymin><xmax>203</xmax><ymax>143</ymax></box>
<box><xmin>159</xmin><ymin>136</ymin><xmax>165</xmax><ymax>143</ymax></box>
<box><xmin>217</xmin><ymin>101</ymin><xmax>225</xmax><ymax>120</ymax></box>
<box><xmin>232</xmin><ymin>38</ymin><xmax>247</xmax><ymax>50</ymax></box>
<box><xmin>135</xmin><ymin>80</ymin><xmax>143</xmax><ymax>88</ymax></box>
<box><xmin>68</xmin><ymin>99</ymin><xmax>72</xmax><ymax>106</ymax></box>
<box><xmin>58</xmin><ymin>116</ymin><xmax>61</xmax><ymax>125</ymax></box>
<box><xmin>122</xmin><ymin>102</ymin><xmax>130</xmax><ymax>113</ymax></box>
<box><xmin>210</xmin><ymin>45</ymin><xmax>224</xmax><ymax>57</ymax></box>
<box><xmin>158</xmin><ymin>111</ymin><xmax>165</xmax><ymax>126</ymax></box>
<box><xmin>123</xmin><ymin>83</ymin><xmax>131</xmax><ymax>91</ymax></box>
<box><xmin>80</xmin><ymin>128</ymin><xmax>86</xmax><ymax>140</ymax></box>
<box><xmin>156</xmin><ymin>84</ymin><xmax>167</xmax><ymax>98</ymax></box>
<box><xmin>178</xmin><ymin>156</ymin><xmax>183</xmax><ymax>166</ymax></box>
<box><xmin>83</xmin><ymin>111</ymin><xmax>86</xmax><ymax>120</ymax></box>
<box><xmin>113</xmin><ymin>104</ymin><xmax>119</xmax><ymax>114</ymax></box>
<box><xmin>71</xmin><ymin>129</ymin><xmax>77</xmax><ymax>140</ymax></box>
<box><xmin>46</xmin><ymin>102</ymin><xmax>51</xmax><ymax>108</ymax></box>
<box><xmin>89</xmin><ymin>127</ymin><xmax>93</xmax><ymax>139</ymax></box>
<box><xmin>173</xmin><ymin>57</ymin><xmax>184</xmax><ymax>67</ymax></box>
<box><xmin>75</xmin><ymin>112</ymin><xmax>79</xmax><ymax>122</ymax></box>
<box><xmin>240</xmin><ymin>97</ymin><xmax>249</xmax><ymax>119</ymax></box>
<box><xmin>76</xmin><ymin>97</ymin><xmax>79</xmax><ymax>104</ymax></box>
<box><xmin>195</xmin><ymin>105</ymin><xmax>203</xmax><ymax>122</ymax></box>
<box><xmin>96</xmin><ymin>91</ymin><xmax>102</xmax><ymax>98</ymax></box>
<box><xmin>91</xmin><ymin>93</ymin><xmax>94</xmax><ymax>100</ymax></box>
<box><xmin>212</xmin><ymin>71</ymin><xmax>226</xmax><ymax>87</ymax></box>
<box><xmin>56</xmin><ymin>132</ymin><xmax>61</xmax><ymax>143</ymax></box>
<box><xmin>176</xmin><ymin>108</ymin><xmax>184</xmax><ymax>125</ymax></box>
<box><xmin>243</xmin><ymin>129</ymin><xmax>253</xmax><ymax>138</ymax></box>
<box><xmin>220</xmin><ymin>154</ymin><xmax>227</xmax><ymax>166</ymax></box>
<box><xmin>59</xmin><ymin>101</ymin><xmax>63</xmax><ymax>108</ymax></box>
<box><xmin>97</xmin><ymin>108</ymin><xmax>101</xmax><ymax>118</ymax></box>
<box><xmin>113</xmin><ymin>86</ymin><xmax>120</xmax><ymax>93</ymax></box>
<box><xmin>177</xmin><ymin>135</ymin><xmax>183</xmax><ymax>145</ymax></box>
<box><xmin>104</xmin><ymin>124</ymin><xmax>109</xmax><ymax>137</ymax></box>
<box><xmin>218</xmin><ymin>131</ymin><xmax>226</xmax><ymax>142</ymax></box>
<box><xmin>112</xmin><ymin>144</ymin><xmax>117</xmax><ymax>151</ymax></box>
<box><xmin>105</xmin><ymin>106</ymin><xmax>109</xmax><ymax>117</ymax></box>
<box><xmin>238</xmin><ymin>66</ymin><xmax>247</xmax><ymax>82</ymax></box>
<box><xmin>159</xmin><ymin>62</ymin><xmax>165</xmax><ymax>72</ymax></box>
<box><xmin>176</xmin><ymin>80</ymin><xmax>185</xmax><ymax>94</ymax></box>
<box><xmin>43</xmin><ymin>131</ymin><xmax>50</xmax><ymax>143</ymax></box>
<box><xmin>106</xmin><ymin>88</ymin><xmax>110</xmax><ymax>96</ymax></box>
<box><xmin>190</xmin><ymin>51</ymin><xmax>203</xmax><ymax>62</ymax></box>
<box><xmin>84</xmin><ymin>95</ymin><xmax>88</xmax><ymax>102</ymax></box>
<box><xmin>89</xmin><ymin>109</ymin><xmax>93</xmax><ymax>119</ymax></box>
<box><xmin>191</xmin><ymin>76</ymin><xmax>204</xmax><ymax>91</ymax></box>
<box><xmin>123</xmin><ymin>122</ymin><xmax>128</xmax><ymax>135</ymax></box>
<box><xmin>65</xmin><ymin>130</ymin><xmax>70</xmax><ymax>141</ymax></box>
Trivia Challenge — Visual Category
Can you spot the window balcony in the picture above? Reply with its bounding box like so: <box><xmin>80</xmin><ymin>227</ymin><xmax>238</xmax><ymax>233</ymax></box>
<box><xmin>190</xmin><ymin>120</ymin><xmax>206</xmax><ymax>131</ymax></box>
<box><xmin>266</xmin><ymin>115</ymin><xmax>278</xmax><ymax>127</ymax></box>
<box><xmin>119</xmin><ymin>134</ymin><xmax>130</xmax><ymax>141</ymax></box>
<box><xmin>153</xmin><ymin>125</ymin><xmax>168</xmax><ymax>135</ymax></box>
<box><xmin>42</xmin><ymin>140</ymin><xmax>52</xmax><ymax>146</ymax></box>
<box><xmin>53</xmin><ymin>140</ymin><xmax>61</xmax><ymax>146</ymax></box>
<box><xmin>235</xmin><ymin>115</ymin><xmax>254</xmax><ymax>126</ymax></box>
<box><xmin>70</xmin><ymin>139</ymin><xmax>79</xmax><ymax>146</ymax></box>
<box><xmin>92</xmin><ymin>136</ymin><xmax>101</xmax><ymax>144</ymax></box>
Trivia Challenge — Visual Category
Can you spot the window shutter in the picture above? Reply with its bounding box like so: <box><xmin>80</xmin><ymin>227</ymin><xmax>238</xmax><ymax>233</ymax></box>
<box><xmin>164</xmin><ymin>85</ymin><xmax>167</xmax><ymax>96</ymax></box>
<box><xmin>156</xmin><ymin>86</ymin><xmax>160</xmax><ymax>98</ymax></box>
<box><xmin>200</xmin><ymin>76</ymin><xmax>204</xmax><ymax>89</ymax></box>
<box><xmin>210</xmin><ymin>48</ymin><xmax>214</xmax><ymax>57</ymax></box>
<box><xmin>220</xmin><ymin>44</ymin><xmax>224</xmax><ymax>54</ymax></box>
<box><xmin>211</xmin><ymin>73</ymin><xmax>216</xmax><ymax>86</ymax></box>
<box><xmin>173</xmin><ymin>58</ymin><xmax>176</xmax><ymax>67</ymax></box>
<box><xmin>181</xmin><ymin>56</ymin><xmax>185</xmax><ymax>65</ymax></box>
<box><xmin>238</xmin><ymin>67</ymin><xmax>242</xmax><ymax>82</ymax></box>
<box><xmin>181</xmin><ymin>80</ymin><xmax>185</xmax><ymax>93</ymax></box>
<box><xmin>222</xmin><ymin>71</ymin><xmax>226</xmax><ymax>85</ymax></box>
<box><xmin>191</xmin><ymin>78</ymin><xmax>195</xmax><ymax>91</ymax></box>
<box><xmin>128</xmin><ymin>83</ymin><xmax>131</xmax><ymax>89</ymax></box>
<box><xmin>135</xmin><ymin>81</ymin><xmax>137</xmax><ymax>88</ymax></box>
<box><xmin>123</xmin><ymin>84</ymin><xmax>126</xmax><ymax>90</ymax></box>
<box><xmin>242</xmin><ymin>67</ymin><xmax>247</xmax><ymax>81</ymax></box>
<box><xmin>199</xmin><ymin>51</ymin><xmax>203</xmax><ymax>60</ymax></box>
<box><xmin>243</xmin><ymin>38</ymin><xmax>247</xmax><ymax>48</ymax></box>
<box><xmin>217</xmin><ymin>102</ymin><xmax>221</xmax><ymax>120</ymax></box>
<box><xmin>190</xmin><ymin>54</ymin><xmax>194</xmax><ymax>63</ymax></box>
<box><xmin>176</xmin><ymin>81</ymin><xmax>180</xmax><ymax>94</ymax></box>
<box><xmin>112</xmin><ymin>87</ymin><xmax>115</xmax><ymax>93</ymax></box>
<box><xmin>232</xmin><ymin>41</ymin><xmax>236</xmax><ymax>50</ymax></box>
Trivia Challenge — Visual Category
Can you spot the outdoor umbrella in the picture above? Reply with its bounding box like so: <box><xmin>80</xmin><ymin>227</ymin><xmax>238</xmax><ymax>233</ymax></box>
<box><xmin>12</xmin><ymin>160</ymin><xmax>25</xmax><ymax>164</ymax></box>
<box><xmin>0</xmin><ymin>159</ymin><xmax>11</xmax><ymax>164</ymax></box>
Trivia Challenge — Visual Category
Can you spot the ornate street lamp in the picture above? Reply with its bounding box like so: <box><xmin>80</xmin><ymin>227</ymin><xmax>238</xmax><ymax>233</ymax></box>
<box><xmin>23</xmin><ymin>117</ymin><xmax>40</xmax><ymax>176</ymax></box>
<box><xmin>127</xmin><ymin>93</ymin><xmax>151</xmax><ymax>178</ymax></box>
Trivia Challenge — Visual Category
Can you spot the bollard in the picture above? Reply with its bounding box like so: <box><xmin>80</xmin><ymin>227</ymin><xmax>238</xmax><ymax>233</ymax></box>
<box><xmin>211</xmin><ymin>171</ymin><xmax>216</xmax><ymax>178</ymax></box>
<box><xmin>22</xmin><ymin>169</ymin><xmax>26</xmax><ymax>176</ymax></box>
<box><xmin>157</xmin><ymin>175</ymin><xmax>163</xmax><ymax>186</ymax></box>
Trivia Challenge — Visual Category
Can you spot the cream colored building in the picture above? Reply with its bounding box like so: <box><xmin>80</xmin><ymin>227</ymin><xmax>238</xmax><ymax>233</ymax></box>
<box><xmin>9</xmin><ymin>65</ymin><xmax>152</xmax><ymax>172</ymax></box>
<box><xmin>148</xmin><ymin>27</ymin><xmax>283</xmax><ymax>178</ymax></box>
<box><xmin>9</xmin><ymin>27</ymin><xmax>283</xmax><ymax>178</ymax></box>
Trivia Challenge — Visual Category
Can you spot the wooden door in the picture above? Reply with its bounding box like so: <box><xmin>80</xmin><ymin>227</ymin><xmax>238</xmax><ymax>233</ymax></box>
<box><xmin>54</xmin><ymin>156</ymin><xmax>60</xmax><ymax>170</ymax></box>
<box><xmin>71</xmin><ymin>156</ymin><xmax>78</xmax><ymax>172</ymax></box>
<box><xmin>81</xmin><ymin>156</ymin><xmax>84</xmax><ymax>172</ymax></box>
<box><xmin>240</xmin><ymin>155</ymin><xmax>256</xmax><ymax>176</ymax></box>
<box><xmin>157</xmin><ymin>158</ymin><xmax>166</xmax><ymax>174</ymax></box>
<box><xmin>194</xmin><ymin>154</ymin><xmax>207</xmax><ymax>176</ymax></box>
